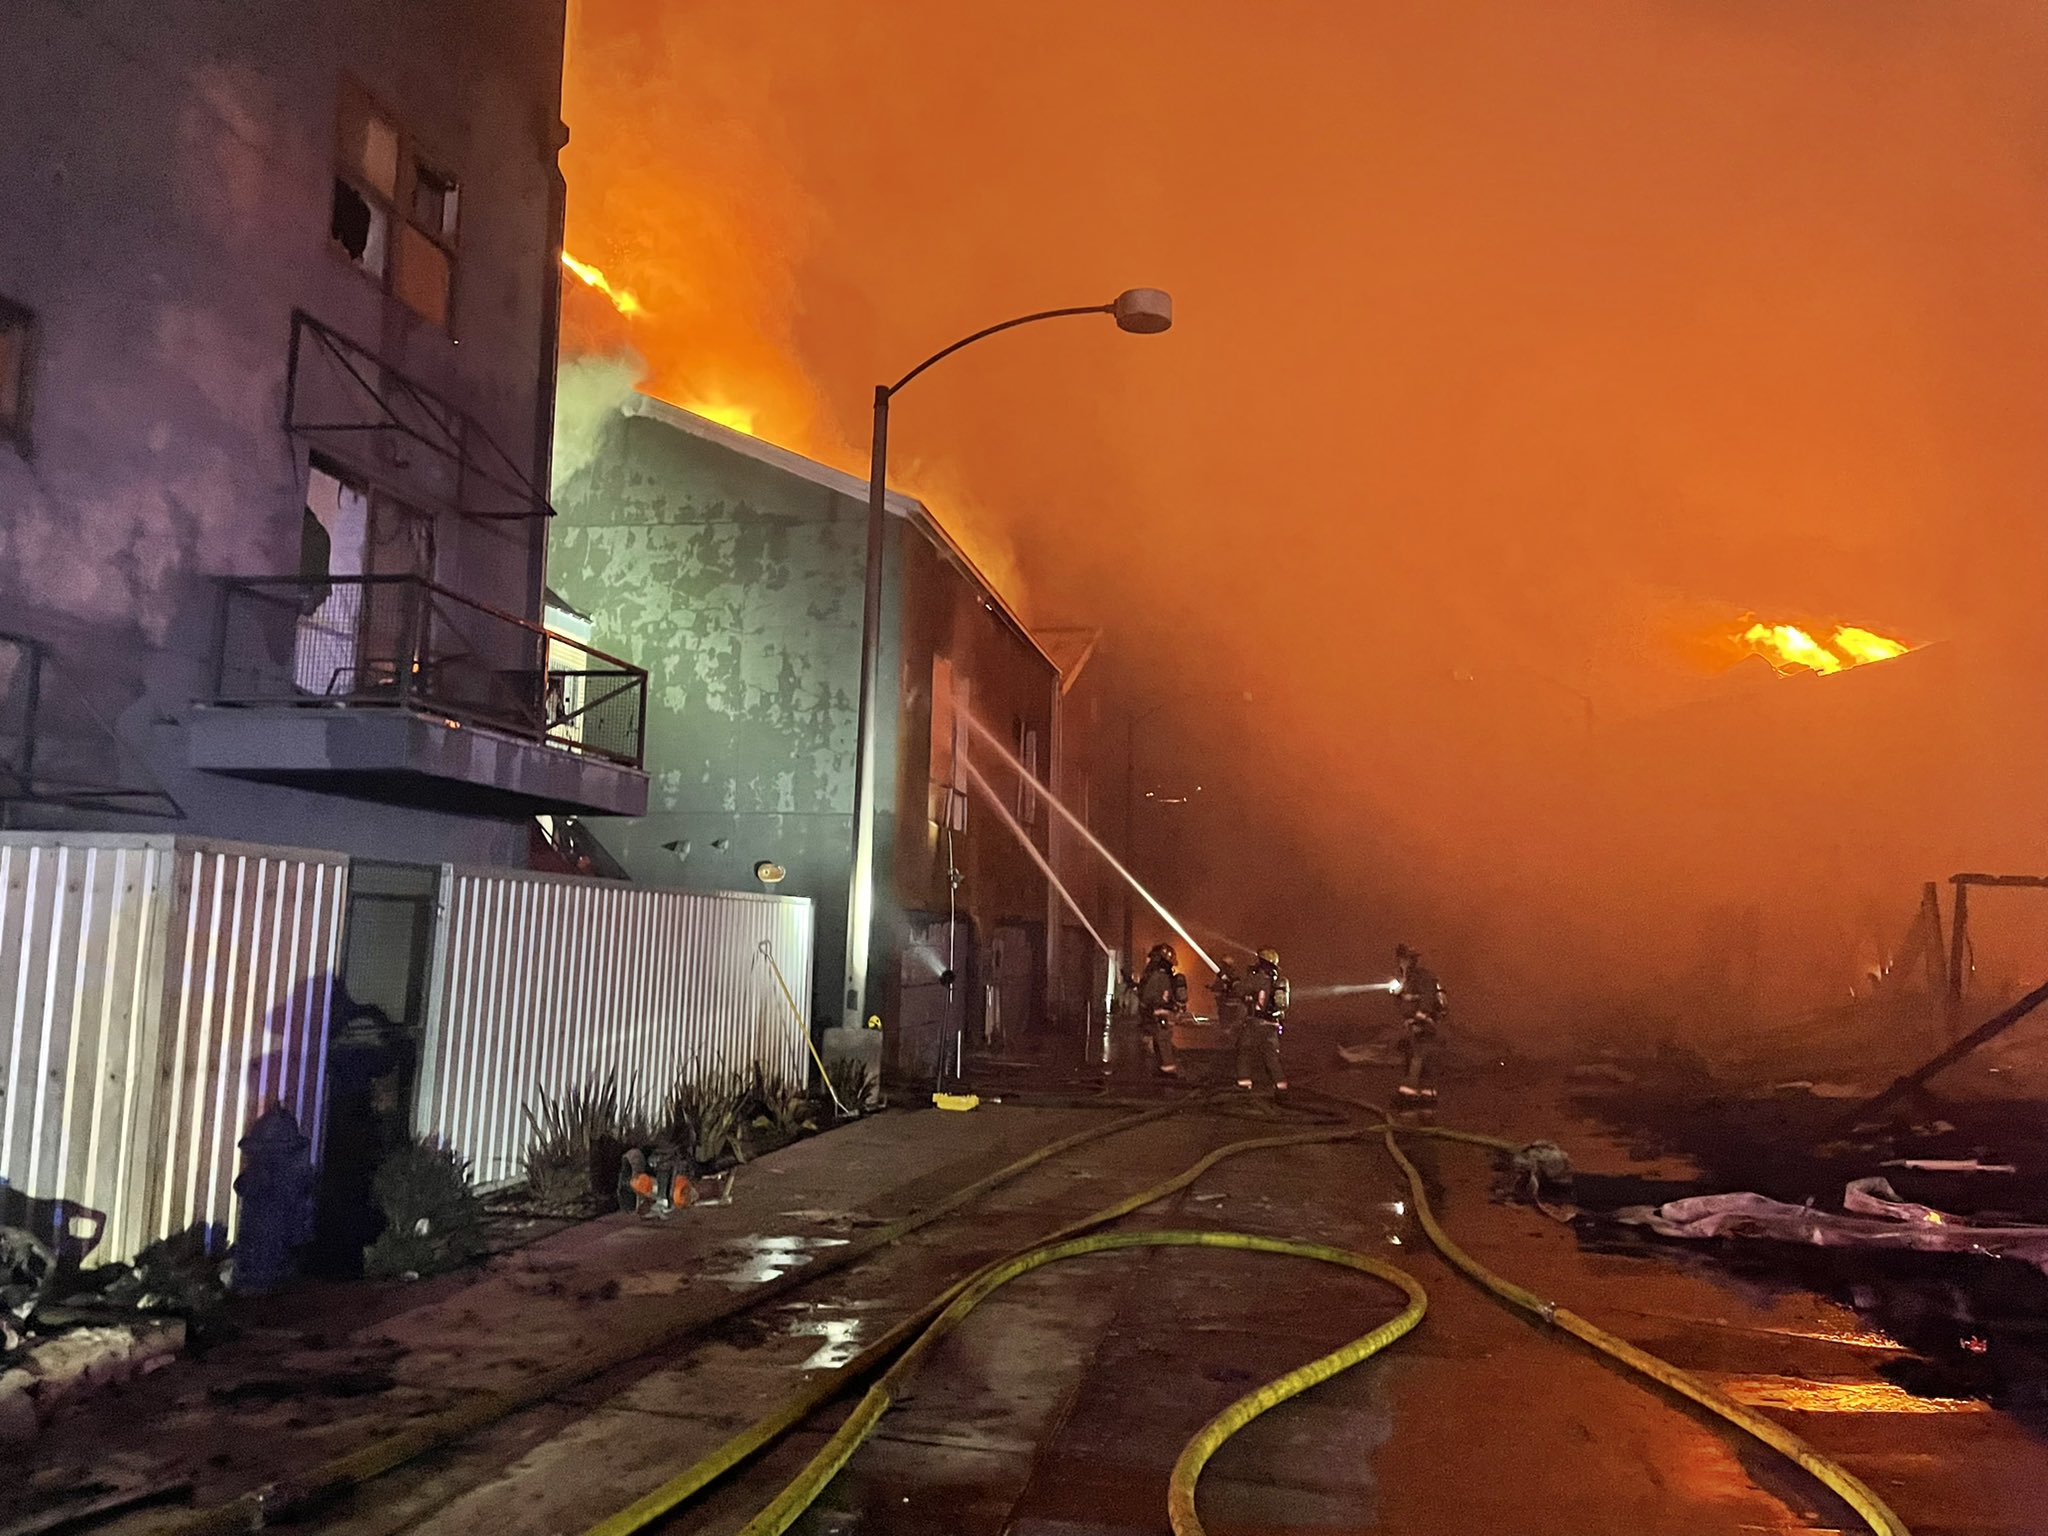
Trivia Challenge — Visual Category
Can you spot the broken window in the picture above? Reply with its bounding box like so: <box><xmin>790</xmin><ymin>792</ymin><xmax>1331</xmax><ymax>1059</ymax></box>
<box><xmin>330</xmin><ymin>81</ymin><xmax>458</xmax><ymax>329</ymax></box>
<box><xmin>329</xmin><ymin>178</ymin><xmax>388</xmax><ymax>278</ymax></box>
<box><xmin>0</xmin><ymin>296</ymin><xmax>34</xmax><ymax>453</ymax></box>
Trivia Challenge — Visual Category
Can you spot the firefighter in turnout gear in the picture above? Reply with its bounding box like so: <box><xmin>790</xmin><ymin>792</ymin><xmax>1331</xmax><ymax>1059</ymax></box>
<box><xmin>1134</xmin><ymin>942</ymin><xmax>1188</xmax><ymax>1077</ymax></box>
<box><xmin>1211</xmin><ymin>960</ymin><xmax>1246</xmax><ymax>1035</ymax></box>
<box><xmin>1238</xmin><ymin>948</ymin><xmax>1289</xmax><ymax>1098</ymax></box>
<box><xmin>1394</xmin><ymin>943</ymin><xmax>1445</xmax><ymax>1101</ymax></box>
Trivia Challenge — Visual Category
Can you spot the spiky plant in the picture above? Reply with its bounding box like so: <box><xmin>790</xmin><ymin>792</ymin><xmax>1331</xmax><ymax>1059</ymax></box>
<box><xmin>761</xmin><ymin>1070</ymin><xmax>819</xmax><ymax>1137</ymax></box>
<box><xmin>521</xmin><ymin>1070</ymin><xmax>651</xmax><ymax>1213</ymax></box>
<box><xmin>661</xmin><ymin>1066</ymin><xmax>746</xmax><ymax>1172</ymax></box>
<box><xmin>823</xmin><ymin>1057</ymin><xmax>879</xmax><ymax>1117</ymax></box>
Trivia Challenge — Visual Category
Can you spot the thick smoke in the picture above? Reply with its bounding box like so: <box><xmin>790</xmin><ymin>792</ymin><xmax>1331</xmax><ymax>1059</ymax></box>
<box><xmin>551</xmin><ymin>353</ymin><xmax>644</xmax><ymax>491</ymax></box>
<box><xmin>560</xmin><ymin>2</ymin><xmax>2048</xmax><ymax>1055</ymax></box>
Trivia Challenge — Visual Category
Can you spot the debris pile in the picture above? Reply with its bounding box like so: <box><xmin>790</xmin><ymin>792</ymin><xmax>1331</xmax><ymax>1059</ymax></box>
<box><xmin>0</xmin><ymin>1227</ymin><xmax>226</xmax><ymax>1444</ymax></box>
<box><xmin>1618</xmin><ymin>1176</ymin><xmax>2048</xmax><ymax>1274</ymax></box>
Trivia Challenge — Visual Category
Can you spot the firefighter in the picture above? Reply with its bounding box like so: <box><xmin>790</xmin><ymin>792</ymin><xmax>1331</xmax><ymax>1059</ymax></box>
<box><xmin>1394</xmin><ymin>943</ymin><xmax>1446</xmax><ymax>1100</ymax></box>
<box><xmin>1211</xmin><ymin>959</ymin><xmax>1246</xmax><ymax>1034</ymax></box>
<box><xmin>1238</xmin><ymin>947</ymin><xmax>1289</xmax><ymax>1098</ymax></box>
<box><xmin>1134</xmin><ymin>941</ymin><xmax>1187</xmax><ymax>1077</ymax></box>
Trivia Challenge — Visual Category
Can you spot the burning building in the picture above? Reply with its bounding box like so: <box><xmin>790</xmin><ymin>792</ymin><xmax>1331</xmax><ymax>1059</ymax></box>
<box><xmin>547</xmin><ymin>378</ymin><xmax>1092</xmax><ymax>1075</ymax></box>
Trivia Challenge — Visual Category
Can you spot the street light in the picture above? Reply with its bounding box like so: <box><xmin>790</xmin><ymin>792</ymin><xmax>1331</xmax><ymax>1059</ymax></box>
<box><xmin>843</xmin><ymin>289</ymin><xmax>1173</xmax><ymax>1029</ymax></box>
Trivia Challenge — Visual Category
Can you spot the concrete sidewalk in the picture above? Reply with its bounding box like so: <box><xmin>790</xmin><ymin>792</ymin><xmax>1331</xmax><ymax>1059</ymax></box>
<box><xmin>11</xmin><ymin>1068</ymin><xmax>2046</xmax><ymax>1536</ymax></box>
<box><xmin>3</xmin><ymin>1101</ymin><xmax>1137</xmax><ymax>1532</ymax></box>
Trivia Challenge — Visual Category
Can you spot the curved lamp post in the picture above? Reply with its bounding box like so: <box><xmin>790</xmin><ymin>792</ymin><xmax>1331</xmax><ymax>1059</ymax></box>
<box><xmin>843</xmin><ymin>288</ymin><xmax>1173</xmax><ymax>1029</ymax></box>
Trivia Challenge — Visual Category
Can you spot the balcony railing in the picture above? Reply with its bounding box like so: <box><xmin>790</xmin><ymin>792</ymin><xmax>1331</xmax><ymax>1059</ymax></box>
<box><xmin>211</xmin><ymin>577</ymin><xmax>648</xmax><ymax>769</ymax></box>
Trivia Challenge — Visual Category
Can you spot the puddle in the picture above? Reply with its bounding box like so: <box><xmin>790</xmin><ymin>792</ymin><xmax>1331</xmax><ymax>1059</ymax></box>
<box><xmin>1709</xmin><ymin>1374</ymin><xmax>1987</xmax><ymax>1414</ymax></box>
<box><xmin>700</xmin><ymin>1233</ymin><xmax>851</xmax><ymax>1285</ymax></box>
<box><xmin>791</xmin><ymin>1315</ymin><xmax>865</xmax><ymax>1369</ymax></box>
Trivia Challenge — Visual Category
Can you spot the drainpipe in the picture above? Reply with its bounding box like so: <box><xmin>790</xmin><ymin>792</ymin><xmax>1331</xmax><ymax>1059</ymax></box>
<box><xmin>530</xmin><ymin>96</ymin><xmax>570</xmax><ymax>624</ymax></box>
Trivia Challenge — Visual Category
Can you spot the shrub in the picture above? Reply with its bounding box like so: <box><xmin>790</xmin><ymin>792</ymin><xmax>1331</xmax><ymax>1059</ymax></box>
<box><xmin>364</xmin><ymin>1142</ymin><xmax>486</xmax><ymax>1278</ymax></box>
<box><xmin>660</xmin><ymin>1067</ymin><xmax>745</xmax><ymax>1172</ymax></box>
<box><xmin>824</xmin><ymin>1057</ymin><xmax>879</xmax><ymax>1116</ymax></box>
<box><xmin>522</xmin><ymin>1070</ymin><xmax>651</xmax><ymax>1213</ymax></box>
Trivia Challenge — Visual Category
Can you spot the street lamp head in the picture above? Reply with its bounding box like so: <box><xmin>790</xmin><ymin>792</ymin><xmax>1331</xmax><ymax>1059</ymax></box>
<box><xmin>1112</xmin><ymin>288</ymin><xmax>1173</xmax><ymax>335</ymax></box>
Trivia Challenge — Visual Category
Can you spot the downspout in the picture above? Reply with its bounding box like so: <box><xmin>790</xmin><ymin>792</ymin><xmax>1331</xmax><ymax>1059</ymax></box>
<box><xmin>530</xmin><ymin>17</ymin><xmax>570</xmax><ymax>624</ymax></box>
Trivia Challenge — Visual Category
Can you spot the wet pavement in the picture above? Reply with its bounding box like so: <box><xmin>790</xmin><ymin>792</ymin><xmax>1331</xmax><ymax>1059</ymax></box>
<box><xmin>11</xmin><ymin>1061</ymin><xmax>2048</xmax><ymax>1535</ymax></box>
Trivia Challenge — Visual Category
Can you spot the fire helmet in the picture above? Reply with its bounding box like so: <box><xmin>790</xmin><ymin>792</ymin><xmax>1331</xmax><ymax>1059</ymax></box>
<box><xmin>1257</xmin><ymin>947</ymin><xmax>1281</xmax><ymax>967</ymax></box>
<box><xmin>1395</xmin><ymin>943</ymin><xmax>1419</xmax><ymax>962</ymax></box>
<box><xmin>1147</xmin><ymin>941</ymin><xmax>1178</xmax><ymax>969</ymax></box>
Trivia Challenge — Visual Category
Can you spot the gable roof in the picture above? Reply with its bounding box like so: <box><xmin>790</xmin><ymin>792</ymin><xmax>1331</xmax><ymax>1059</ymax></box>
<box><xmin>621</xmin><ymin>392</ymin><xmax>1055</xmax><ymax>675</ymax></box>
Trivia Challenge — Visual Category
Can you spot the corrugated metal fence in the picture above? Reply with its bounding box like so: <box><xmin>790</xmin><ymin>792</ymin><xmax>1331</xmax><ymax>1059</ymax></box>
<box><xmin>0</xmin><ymin>835</ymin><xmax>346</xmax><ymax>1265</ymax></box>
<box><xmin>3</xmin><ymin>836</ymin><xmax>813</xmax><ymax>1256</ymax></box>
<box><xmin>416</xmin><ymin>868</ymin><xmax>813</xmax><ymax>1188</ymax></box>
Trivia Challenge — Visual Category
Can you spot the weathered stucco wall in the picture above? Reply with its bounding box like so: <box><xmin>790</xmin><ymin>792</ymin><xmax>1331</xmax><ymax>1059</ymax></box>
<box><xmin>0</xmin><ymin>0</ymin><xmax>565</xmax><ymax>866</ymax></box>
<box><xmin>550</xmin><ymin>394</ymin><xmax>1062</xmax><ymax>1042</ymax></box>
<box><xmin>548</xmin><ymin>407</ymin><xmax>869</xmax><ymax>1025</ymax></box>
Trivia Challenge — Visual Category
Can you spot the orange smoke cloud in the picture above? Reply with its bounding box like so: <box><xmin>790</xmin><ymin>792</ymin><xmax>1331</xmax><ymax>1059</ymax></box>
<box><xmin>560</xmin><ymin>3</ymin><xmax>2048</xmax><ymax>1047</ymax></box>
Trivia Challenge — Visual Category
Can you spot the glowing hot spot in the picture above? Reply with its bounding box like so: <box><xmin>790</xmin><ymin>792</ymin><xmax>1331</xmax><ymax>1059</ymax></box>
<box><xmin>561</xmin><ymin>251</ymin><xmax>645</xmax><ymax>317</ymax></box>
<box><xmin>1732</xmin><ymin>619</ymin><xmax>1915</xmax><ymax>677</ymax></box>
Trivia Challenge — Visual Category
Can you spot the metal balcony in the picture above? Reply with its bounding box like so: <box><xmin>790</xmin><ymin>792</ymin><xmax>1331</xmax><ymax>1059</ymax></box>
<box><xmin>188</xmin><ymin>577</ymin><xmax>649</xmax><ymax>818</ymax></box>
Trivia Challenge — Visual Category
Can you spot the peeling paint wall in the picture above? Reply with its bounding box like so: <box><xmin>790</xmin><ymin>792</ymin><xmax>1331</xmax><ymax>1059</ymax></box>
<box><xmin>0</xmin><ymin>0</ymin><xmax>567</xmax><ymax>867</ymax></box>
<box><xmin>550</xmin><ymin>397</ymin><xmax>1062</xmax><ymax>1045</ymax></box>
<box><xmin>549</xmin><ymin>408</ymin><xmax>866</xmax><ymax>1026</ymax></box>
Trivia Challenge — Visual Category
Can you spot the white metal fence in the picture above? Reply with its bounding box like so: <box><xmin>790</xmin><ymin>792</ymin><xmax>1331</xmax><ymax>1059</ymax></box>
<box><xmin>3</xmin><ymin>835</ymin><xmax>813</xmax><ymax>1257</ymax></box>
<box><xmin>0</xmin><ymin>835</ymin><xmax>346</xmax><ymax>1265</ymax></box>
<box><xmin>415</xmin><ymin>868</ymin><xmax>814</xmax><ymax>1188</ymax></box>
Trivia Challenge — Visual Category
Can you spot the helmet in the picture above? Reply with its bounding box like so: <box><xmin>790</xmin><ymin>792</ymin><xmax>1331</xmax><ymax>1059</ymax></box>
<box><xmin>1147</xmin><ymin>941</ymin><xmax>1177</xmax><ymax>969</ymax></box>
<box><xmin>1395</xmin><ymin>943</ymin><xmax>1418</xmax><ymax>962</ymax></box>
<box><xmin>1257</xmin><ymin>948</ymin><xmax>1280</xmax><ymax>967</ymax></box>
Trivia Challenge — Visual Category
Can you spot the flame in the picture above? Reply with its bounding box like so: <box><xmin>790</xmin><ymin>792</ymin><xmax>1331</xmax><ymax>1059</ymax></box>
<box><xmin>1735</xmin><ymin>619</ymin><xmax>1915</xmax><ymax>676</ymax></box>
<box><xmin>560</xmin><ymin>251</ymin><xmax>644</xmax><ymax>317</ymax></box>
<box><xmin>681</xmin><ymin>392</ymin><xmax>758</xmax><ymax>436</ymax></box>
<box><xmin>1831</xmin><ymin>625</ymin><xmax>1909</xmax><ymax>665</ymax></box>
<box><xmin>1743</xmin><ymin>623</ymin><xmax>1842</xmax><ymax>675</ymax></box>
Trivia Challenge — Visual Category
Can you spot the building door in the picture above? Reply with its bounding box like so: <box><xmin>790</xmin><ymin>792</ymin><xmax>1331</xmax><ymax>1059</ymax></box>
<box><xmin>294</xmin><ymin>463</ymin><xmax>370</xmax><ymax>695</ymax></box>
<box><xmin>982</xmin><ymin>921</ymin><xmax>1041</xmax><ymax>1055</ymax></box>
<box><xmin>309</xmin><ymin>861</ymin><xmax>439</xmax><ymax>1276</ymax></box>
<box><xmin>295</xmin><ymin>461</ymin><xmax>436</xmax><ymax>700</ymax></box>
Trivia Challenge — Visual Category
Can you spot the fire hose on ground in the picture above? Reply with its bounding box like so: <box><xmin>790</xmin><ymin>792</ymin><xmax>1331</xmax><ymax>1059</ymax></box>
<box><xmin>577</xmin><ymin>1105</ymin><xmax>1913</xmax><ymax>1536</ymax></box>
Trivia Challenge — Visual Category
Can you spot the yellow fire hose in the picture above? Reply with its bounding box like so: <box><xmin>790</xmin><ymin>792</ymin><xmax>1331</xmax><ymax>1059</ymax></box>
<box><xmin>578</xmin><ymin>1107</ymin><xmax>1913</xmax><ymax>1536</ymax></box>
<box><xmin>579</xmin><ymin>1119</ymin><xmax>1368</xmax><ymax>1536</ymax></box>
<box><xmin>154</xmin><ymin>1100</ymin><xmax>1193</xmax><ymax>1536</ymax></box>
<box><xmin>1375</xmin><ymin>1119</ymin><xmax>1912</xmax><ymax>1536</ymax></box>
<box><xmin>739</xmin><ymin>1231</ymin><xmax>1428</xmax><ymax>1536</ymax></box>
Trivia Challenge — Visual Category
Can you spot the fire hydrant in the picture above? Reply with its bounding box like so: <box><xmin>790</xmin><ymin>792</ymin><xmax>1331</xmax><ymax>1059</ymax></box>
<box><xmin>232</xmin><ymin>1103</ymin><xmax>317</xmax><ymax>1295</ymax></box>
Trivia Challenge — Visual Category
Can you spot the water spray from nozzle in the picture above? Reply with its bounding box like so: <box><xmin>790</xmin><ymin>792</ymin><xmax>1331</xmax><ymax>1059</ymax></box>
<box><xmin>1290</xmin><ymin>979</ymin><xmax>1406</xmax><ymax>1001</ymax></box>
<box><xmin>961</xmin><ymin>755</ymin><xmax>1113</xmax><ymax>957</ymax></box>
<box><xmin>963</xmin><ymin>713</ymin><xmax>1218</xmax><ymax>974</ymax></box>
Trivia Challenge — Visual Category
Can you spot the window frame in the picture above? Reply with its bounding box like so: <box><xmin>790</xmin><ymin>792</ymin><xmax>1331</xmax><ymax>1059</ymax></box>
<box><xmin>329</xmin><ymin>78</ymin><xmax>460</xmax><ymax>332</ymax></box>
